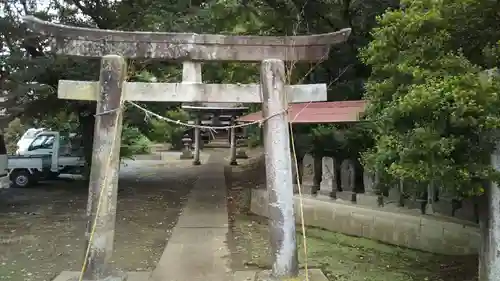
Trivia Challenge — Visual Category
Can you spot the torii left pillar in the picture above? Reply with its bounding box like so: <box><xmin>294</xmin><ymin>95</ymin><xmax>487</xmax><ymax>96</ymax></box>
<box><xmin>83</xmin><ymin>55</ymin><xmax>127</xmax><ymax>281</ymax></box>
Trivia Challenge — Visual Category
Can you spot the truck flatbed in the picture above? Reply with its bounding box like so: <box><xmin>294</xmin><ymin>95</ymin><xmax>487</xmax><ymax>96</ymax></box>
<box><xmin>8</xmin><ymin>154</ymin><xmax>51</xmax><ymax>170</ymax></box>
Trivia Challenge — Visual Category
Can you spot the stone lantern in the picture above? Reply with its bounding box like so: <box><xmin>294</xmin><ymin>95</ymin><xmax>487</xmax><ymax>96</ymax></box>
<box><xmin>179</xmin><ymin>134</ymin><xmax>194</xmax><ymax>159</ymax></box>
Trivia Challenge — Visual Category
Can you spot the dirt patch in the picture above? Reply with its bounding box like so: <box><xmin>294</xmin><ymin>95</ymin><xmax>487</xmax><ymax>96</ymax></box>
<box><xmin>0</xmin><ymin>162</ymin><xmax>199</xmax><ymax>281</ymax></box>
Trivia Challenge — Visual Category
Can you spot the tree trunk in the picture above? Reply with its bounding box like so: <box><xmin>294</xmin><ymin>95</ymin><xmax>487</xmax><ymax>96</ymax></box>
<box><xmin>311</xmin><ymin>155</ymin><xmax>322</xmax><ymax>195</ymax></box>
<box><xmin>398</xmin><ymin>179</ymin><xmax>405</xmax><ymax>207</ymax></box>
<box><xmin>353</xmin><ymin>157</ymin><xmax>364</xmax><ymax>193</ymax></box>
<box><xmin>334</xmin><ymin>158</ymin><xmax>342</xmax><ymax>192</ymax></box>
<box><xmin>425</xmin><ymin>182</ymin><xmax>435</xmax><ymax>214</ymax></box>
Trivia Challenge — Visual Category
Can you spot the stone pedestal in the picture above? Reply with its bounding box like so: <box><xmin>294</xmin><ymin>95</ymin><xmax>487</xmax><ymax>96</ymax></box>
<box><xmin>340</xmin><ymin>160</ymin><xmax>353</xmax><ymax>191</ymax></box>
<box><xmin>236</xmin><ymin>149</ymin><xmax>249</xmax><ymax>159</ymax></box>
<box><xmin>295</xmin><ymin>154</ymin><xmax>315</xmax><ymax>195</ymax></box>
<box><xmin>179</xmin><ymin>149</ymin><xmax>194</xmax><ymax>159</ymax></box>
<box><xmin>320</xmin><ymin>156</ymin><xmax>334</xmax><ymax>193</ymax></box>
<box><xmin>236</xmin><ymin>138</ymin><xmax>249</xmax><ymax>159</ymax></box>
<box><xmin>340</xmin><ymin>160</ymin><xmax>357</xmax><ymax>202</ymax></box>
<box><xmin>363</xmin><ymin>171</ymin><xmax>375</xmax><ymax>195</ymax></box>
<box><xmin>301</xmin><ymin>154</ymin><xmax>314</xmax><ymax>185</ymax></box>
<box><xmin>180</xmin><ymin>134</ymin><xmax>194</xmax><ymax>160</ymax></box>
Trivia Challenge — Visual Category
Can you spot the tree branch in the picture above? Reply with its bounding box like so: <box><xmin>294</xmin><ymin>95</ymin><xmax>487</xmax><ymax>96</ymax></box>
<box><xmin>66</xmin><ymin>0</ymin><xmax>111</xmax><ymax>28</ymax></box>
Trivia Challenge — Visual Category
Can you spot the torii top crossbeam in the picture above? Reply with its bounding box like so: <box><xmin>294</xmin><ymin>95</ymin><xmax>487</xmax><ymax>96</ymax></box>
<box><xmin>23</xmin><ymin>16</ymin><xmax>351</xmax><ymax>62</ymax></box>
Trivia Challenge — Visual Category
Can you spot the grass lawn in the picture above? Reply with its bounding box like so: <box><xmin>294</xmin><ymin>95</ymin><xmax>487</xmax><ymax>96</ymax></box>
<box><xmin>230</xmin><ymin>215</ymin><xmax>477</xmax><ymax>281</ymax></box>
<box><xmin>226</xmin><ymin>158</ymin><xmax>477</xmax><ymax>281</ymax></box>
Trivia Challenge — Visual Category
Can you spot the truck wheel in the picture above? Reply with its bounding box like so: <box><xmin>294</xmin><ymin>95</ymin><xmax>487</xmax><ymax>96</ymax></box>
<box><xmin>10</xmin><ymin>170</ymin><xmax>33</xmax><ymax>188</ymax></box>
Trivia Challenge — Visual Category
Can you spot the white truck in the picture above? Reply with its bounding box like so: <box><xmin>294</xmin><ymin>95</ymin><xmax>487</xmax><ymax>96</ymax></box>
<box><xmin>9</xmin><ymin>131</ymin><xmax>86</xmax><ymax>188</ymax></box>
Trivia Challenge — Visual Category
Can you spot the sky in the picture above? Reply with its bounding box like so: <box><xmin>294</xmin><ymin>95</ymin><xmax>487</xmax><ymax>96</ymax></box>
<box><xmin>38</xmin><ymin>0</ymin><xmax>51</xmax><ymax>10</ymax></box>
<box><xmin>0</xmin><ymin>0</ymin><xmax>51</xmax><ymax>17</ymax></box>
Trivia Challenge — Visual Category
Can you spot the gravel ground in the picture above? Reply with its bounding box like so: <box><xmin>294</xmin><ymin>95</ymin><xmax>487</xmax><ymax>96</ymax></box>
<box><xmin>0</xmin><ymin>159</ymin><xmax>201</xmax><ymax>281</ymax></box>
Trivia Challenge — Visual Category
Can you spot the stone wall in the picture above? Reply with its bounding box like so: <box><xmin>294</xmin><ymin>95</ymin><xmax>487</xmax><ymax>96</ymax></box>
<box><xmin>250</xmin><ymin>188</ymin><xmax>480</xmax><ymax>255</ymax></box>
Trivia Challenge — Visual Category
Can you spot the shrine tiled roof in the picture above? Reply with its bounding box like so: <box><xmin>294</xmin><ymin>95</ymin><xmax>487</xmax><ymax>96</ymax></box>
<box><xmin>238</xmin><ymin>100</ymin><xmax>366</xmax><ymax>124</ymax></box>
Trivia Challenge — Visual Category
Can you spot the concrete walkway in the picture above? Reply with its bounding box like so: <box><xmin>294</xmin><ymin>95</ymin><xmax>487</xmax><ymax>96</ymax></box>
<box><xmin>150</xmin><ymin>153</ymin><xmax>243</xmax><ymax>281</ymax></box>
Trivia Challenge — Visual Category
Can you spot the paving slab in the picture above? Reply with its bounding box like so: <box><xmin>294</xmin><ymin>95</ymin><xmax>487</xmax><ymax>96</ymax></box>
<box><xmin>254</xmin><ymin>269</ymin><xmax>328</xmax><ymax>281</ymax></box>
<box><xmin>175</xmin><ymin>184</ymin><xmax>228</xmax><ymax>228</ymax></box>
<box><xmin>52</xmin><ymin>271</ymin><xmax>151</xmax><ymax>281</ymax></box>
<box><xmin>175</xmin><ymin>208</ymin><xmax>229</xmax><ymax>227</ymax></box>
<box><xmin>150</xmin><ymin>158</ymin><xmax>233</xmax><ymax>281</ymax></box>
<box><xmin>233</xmin><ymin>271</ymin><xmax>257</xmax><ymax>281</ymax></box>
<box><xmin>150</xmin><ymin>241</ymin><xmax>232</xmax><ymax>281</ymax></box>
<box><xmin>167</xmin><ymin>227</ymin><xmax>229</xmax><ymax>245</ymax></box>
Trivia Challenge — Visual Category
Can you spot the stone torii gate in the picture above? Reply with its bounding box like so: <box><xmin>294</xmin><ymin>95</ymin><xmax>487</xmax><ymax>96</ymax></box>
<box><xmin>24</xmin><ymin>16</ymin><xmax>350</xmax><ymax>281</ymax></box>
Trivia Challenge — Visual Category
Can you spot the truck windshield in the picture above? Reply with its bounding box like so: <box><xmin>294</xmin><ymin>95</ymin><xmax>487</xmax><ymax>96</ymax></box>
<box><xmin>29</xmin><ymin>135</ymin><xmax>48</xmax><ymax>150</ymax></box>
<box><xmin>42</xmin><ymin>136</ymin><xmax>55</xmax><ymax>148</ymax></box>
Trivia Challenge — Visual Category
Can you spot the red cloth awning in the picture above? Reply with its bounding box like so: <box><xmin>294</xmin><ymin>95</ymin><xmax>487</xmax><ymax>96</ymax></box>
<box><xmin>238</xmin><ymin>100</ymin><xmax>367</xmax><ymax>124</ymax></box>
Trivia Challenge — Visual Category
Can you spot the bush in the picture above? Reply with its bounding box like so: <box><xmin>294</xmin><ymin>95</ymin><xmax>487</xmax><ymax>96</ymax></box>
<box><xmin>121</xmin><ymin>124</ymin><xmax>152</xmax><ymax>158</ymax></box>
<box><xmin>148</xmin><ymin>109</ymin><xmax>189</xmax><ymax>150</ymax></box>
<box><xmin>36</xmin><ymin>111</ymin><xmax>79</xmax><ymax>134</ymax></box>
<box><xmin>4</xmin><ymin>118</ymin><xmax>26</xmax><ymax>153</ymax></box>
<box><xmin>246</xmin><ymin>124</ymin><xmax>262</xmax><ymax>148</ymax></box>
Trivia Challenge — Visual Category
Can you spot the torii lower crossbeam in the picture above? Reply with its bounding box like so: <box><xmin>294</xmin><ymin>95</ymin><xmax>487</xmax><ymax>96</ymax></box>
<box><xmin>57</xmin><ymin>80</ymin><xmax>327</xmax><ymax>103</ymax></box>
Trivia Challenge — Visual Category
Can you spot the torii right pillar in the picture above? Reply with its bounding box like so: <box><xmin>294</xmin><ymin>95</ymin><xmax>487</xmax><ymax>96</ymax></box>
<box><xmin>261</xmin><ymin>59</ymin><xmax>299</xmax><ymax>278</ymax></box>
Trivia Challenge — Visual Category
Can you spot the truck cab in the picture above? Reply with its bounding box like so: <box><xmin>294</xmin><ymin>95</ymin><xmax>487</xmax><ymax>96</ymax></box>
<box><xmin>15</xmin><ymin>127</ymin><xmax>46</xmax><ymax>155</ymax></box>
<box><xmin>22</xmin><ymin>131</ymin><xmax>85</xmax><ymax>174</ymax></box>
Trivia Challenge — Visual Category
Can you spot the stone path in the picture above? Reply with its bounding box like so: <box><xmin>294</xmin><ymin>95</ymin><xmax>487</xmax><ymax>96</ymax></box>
<box><xmin>150</xmin><ymin>153</ymin><xmax>255</xmax><ymax>281</ymax></box>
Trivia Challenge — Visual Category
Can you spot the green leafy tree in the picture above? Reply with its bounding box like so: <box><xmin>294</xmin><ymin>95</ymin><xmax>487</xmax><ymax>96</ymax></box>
<box><xmin>120</xmin><ymin>124</ymin><xmax>152</xmax><ymax>158</ymax></box>
<box><xmin>362</xmin><ymin>2</ymin><xmax>500</xmax><ymax>278</ymax></box>
<box><xmin>147</xmin><ymin>109</ymin><xmax>189</xmax><ymax>150</ymax></box>
<box><xmin>0</xmin><ymin>0</ymin><xmax>397</xmax><ymax>172</ymax></box>
<box><xmin>361</xmin><ymin>0</ymin><xmax>500</xmax><ymax>195</ymax></box>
